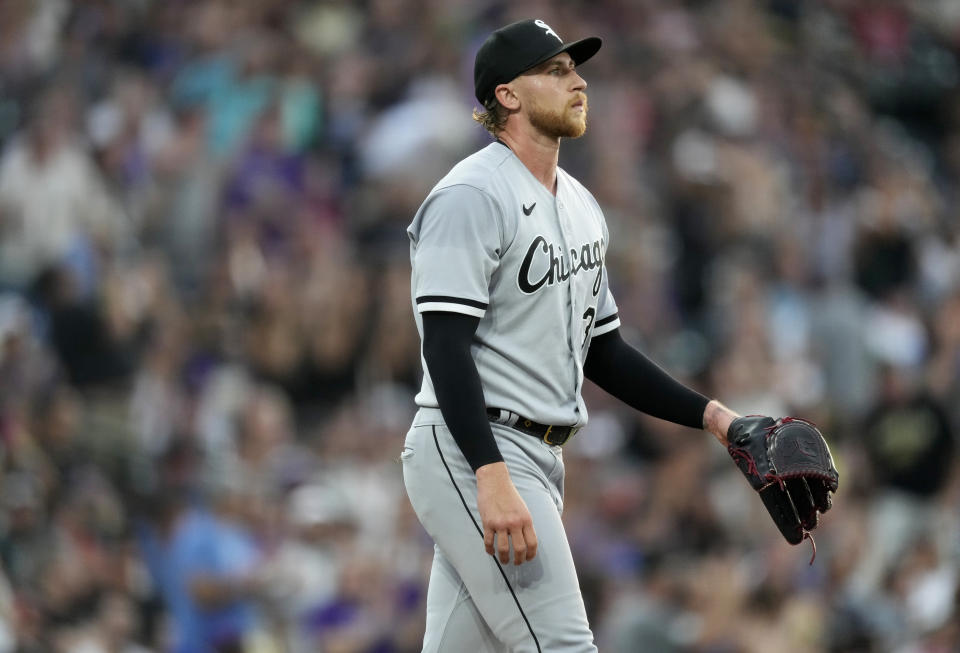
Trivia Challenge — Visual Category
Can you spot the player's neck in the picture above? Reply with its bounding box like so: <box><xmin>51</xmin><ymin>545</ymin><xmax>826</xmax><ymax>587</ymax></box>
<box><xmin>496</xmin><ymin>128</ymin><xmax>560</xmax><ymax>195</ymax></box>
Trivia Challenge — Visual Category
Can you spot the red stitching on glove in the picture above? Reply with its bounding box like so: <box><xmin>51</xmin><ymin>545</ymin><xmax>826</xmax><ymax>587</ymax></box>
<box><xmin>764</xmin><ymin>423</ymin><xmax>778</xmax><ymax>440</ymax></box>
<box><xmin>729</xmin><ymin>447</ymin><xmax>759</xmax><ymax>479</ymax></box>
<box><xmin>779</xmin><ymin>416</ymin><xmax>819</xmax><ymax>428</ymax></box>
<box><xmin>776</xmin><ymin>470</ymin><xmax>837</xmax><ymax>483</ymax></box>
<box><xmin>763</xmin><ymin>472</ymin><xmax>787</xmax><ymax>492</ymax></box>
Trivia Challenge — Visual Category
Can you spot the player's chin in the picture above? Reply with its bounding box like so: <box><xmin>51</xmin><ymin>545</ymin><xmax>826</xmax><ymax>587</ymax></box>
<box><xmin>563</xmin><ymin>117</ymin><xmax>587</xmax><ymax>139</ymax></box>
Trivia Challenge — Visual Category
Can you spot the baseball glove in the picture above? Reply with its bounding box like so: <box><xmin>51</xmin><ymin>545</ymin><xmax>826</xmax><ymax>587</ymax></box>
<box><xmin>727</xmin><ymin>416</ymin><xmax>839</xmax><ymax>560</ymax></box>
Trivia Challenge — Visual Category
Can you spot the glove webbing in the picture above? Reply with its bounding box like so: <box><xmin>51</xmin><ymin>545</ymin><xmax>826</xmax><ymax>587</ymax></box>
<box><xmin>729</xmin><ymin>419</ymin><xmax>820</xmax><ymax>564</ymax></box>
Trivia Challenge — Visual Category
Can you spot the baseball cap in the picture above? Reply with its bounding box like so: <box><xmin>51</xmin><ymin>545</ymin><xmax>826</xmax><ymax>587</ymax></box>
<box><xmin>474</xmin><ymin>19</ymin><xmax>602</xmax><ymax>106</ymax></box>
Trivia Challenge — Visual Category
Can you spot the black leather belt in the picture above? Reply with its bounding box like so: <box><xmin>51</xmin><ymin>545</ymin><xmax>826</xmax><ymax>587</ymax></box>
<box><xmin>486</xmin><ymin>408</ymin><xmax>579</xmax><ymax>446</ymax></box>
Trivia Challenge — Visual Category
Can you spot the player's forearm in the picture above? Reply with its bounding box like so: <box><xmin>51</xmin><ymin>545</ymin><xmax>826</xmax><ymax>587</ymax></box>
<box><xmin>583</xmin><ymin>329</ymin><xmax>709</xmax><ymax>429</ymax></box>
<box><xmin>702</xmin><ymin>399</ymin><xmax>739</xmax><ymax>446</ymax></box>
<box><xmin>422</xmin><ymin>312</ymin><xmax>505</xmax><ymax>471</ymax></box>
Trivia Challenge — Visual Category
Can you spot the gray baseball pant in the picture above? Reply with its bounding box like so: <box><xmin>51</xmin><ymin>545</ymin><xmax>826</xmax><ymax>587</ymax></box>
<box><xmin>402</xmin><ymin>407</ymin><xmax>597</xmax><ymax>652</ymax></box>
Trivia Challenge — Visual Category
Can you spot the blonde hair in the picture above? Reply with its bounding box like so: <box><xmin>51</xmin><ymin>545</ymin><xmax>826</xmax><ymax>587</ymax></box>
<box><xmin>472</xmin><ymin>97</ymin><xmax>508</xmax><ymax>136</ymax></box>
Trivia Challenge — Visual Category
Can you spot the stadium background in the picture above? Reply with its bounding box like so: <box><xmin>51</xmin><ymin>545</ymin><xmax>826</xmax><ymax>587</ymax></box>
<box><xmin>1</xmin><ymin>0</ymin><xmax>959</xmax><ymax>651</ymax></box>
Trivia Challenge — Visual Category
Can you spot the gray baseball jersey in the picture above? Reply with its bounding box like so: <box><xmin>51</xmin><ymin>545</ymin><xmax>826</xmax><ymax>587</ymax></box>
<box><xmin>407</xmin><ymin>141</ymin><xmax>620</xmax><ymax>428</ymax></box>
<box><xmin>403</xmin><ymin>142</ymin><xmax>620</xmax><ymax>652</ymax></box>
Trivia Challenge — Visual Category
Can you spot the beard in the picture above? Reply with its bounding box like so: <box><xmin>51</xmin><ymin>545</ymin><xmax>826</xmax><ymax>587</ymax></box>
<box><xmin>528</xmin><ymin>94</ymin><xmax>588</xmax><ymax>139</ymax></box>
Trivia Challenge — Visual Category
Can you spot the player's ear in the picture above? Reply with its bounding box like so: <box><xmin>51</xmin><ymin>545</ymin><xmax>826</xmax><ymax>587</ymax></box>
<box><xmin>495</xmin><ymin>83</ymin><xmax>520</xmax><ymax>111</ymax></box>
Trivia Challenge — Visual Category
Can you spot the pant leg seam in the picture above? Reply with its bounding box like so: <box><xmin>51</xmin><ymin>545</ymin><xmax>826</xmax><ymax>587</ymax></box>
<box><xmin>432</xmin><ymin>425</ymin><xmax>542</xmax><ymax>653</ymax></box>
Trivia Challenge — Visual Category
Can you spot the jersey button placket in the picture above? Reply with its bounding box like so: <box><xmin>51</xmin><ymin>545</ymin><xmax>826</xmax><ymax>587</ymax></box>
<box><xmin>555</xmin><ymin>195</ymin><xmax>579</xmax><ymax>357</ymax></box>
<box><xmin>559</xmin><ymin>194</ymin><xmax>588</xmax><ymax>412</ymax></box>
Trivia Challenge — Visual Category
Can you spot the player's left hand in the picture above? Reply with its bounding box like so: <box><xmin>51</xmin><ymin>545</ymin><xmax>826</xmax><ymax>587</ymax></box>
<box><xmin>476</xmin><ymin>462</ymin><xmax>538</xmax><ymax>566</ymax></box>
<box><xmin>726</xmin><ymin>416</ymin><xmax>839</xmax><ymax>559</ymax></box>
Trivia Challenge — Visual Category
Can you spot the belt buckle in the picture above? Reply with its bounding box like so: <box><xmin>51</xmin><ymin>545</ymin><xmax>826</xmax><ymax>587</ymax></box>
<box><xmin>543</xmin><ymin>425</ymin><xmax>571</xmax><ymax>446</ymax></box>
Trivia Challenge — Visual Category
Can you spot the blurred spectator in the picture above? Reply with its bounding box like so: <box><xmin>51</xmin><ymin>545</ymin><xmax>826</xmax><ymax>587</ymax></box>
<box><xmin>268</xmin><ymin>482</ymin><xmax>357</xmax><ymax>652</ymax></box>
<box><xmin>138</xmin><ymin>482</ymin><xmax>274</xmax><ymax>653</ymax></box>
<box><xmin>57</xmin><ymin>591</ymin><xmax>152</xmax><ymax>653</ymax></box>
<box><xmin>0</xmin><ymin>293</ymin><xmax>58</xmax><ymax>409</ymax></box>
<box><xmin>31</xmin><ymin>265</ymin><xmax>139</xmax><ymax>388</ymax></box>
<box><xmin>0</xmin><ymin>88</ymin><xmax>127</xmax><ymax>294</ymax></box>
<box><xmin>851</xmin><ymin>365</ymin><xmax>957</xmax><ymax>600</ymax></box>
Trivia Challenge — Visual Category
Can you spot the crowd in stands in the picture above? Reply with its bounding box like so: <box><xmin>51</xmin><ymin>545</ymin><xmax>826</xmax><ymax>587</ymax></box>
<box><xmin>0</xmin><ymin>1</ymin><xmax>959</xmax><ymax>651</ymax></box>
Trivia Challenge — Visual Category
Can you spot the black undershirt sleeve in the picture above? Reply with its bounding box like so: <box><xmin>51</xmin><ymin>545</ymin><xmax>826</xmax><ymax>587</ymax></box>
<box><xmin>584</xmin><ymin>328</ymin><xmax>709</xmax><ymax>429</ymax></box>
<box><xmin>421</xmin><ymin>311</ymin><xmax>503</xmax><ymax>471</ymax></box>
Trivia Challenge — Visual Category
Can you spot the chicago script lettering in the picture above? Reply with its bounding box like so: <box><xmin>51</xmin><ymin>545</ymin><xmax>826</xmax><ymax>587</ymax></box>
<box><xmin>518</xmin><ymin>235</ymin><xmax>604</xmax><ymax>294</ymax></box>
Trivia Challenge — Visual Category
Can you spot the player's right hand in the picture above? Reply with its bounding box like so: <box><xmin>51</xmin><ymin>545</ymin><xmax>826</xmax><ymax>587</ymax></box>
<box><xmin>475</xmin><ymin>462</ymin><xmax>538</xmax><ymax>566</ymax></box>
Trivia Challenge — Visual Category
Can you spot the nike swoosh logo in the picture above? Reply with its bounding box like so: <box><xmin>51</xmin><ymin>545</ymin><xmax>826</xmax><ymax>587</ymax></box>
<box><xmin>522</xmin><ymin>202</ymin><xmax>536</xmax><ymax>216</ymax></box>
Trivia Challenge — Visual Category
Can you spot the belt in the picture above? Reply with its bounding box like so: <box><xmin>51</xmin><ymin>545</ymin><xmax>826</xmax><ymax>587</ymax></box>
<box><xmin>486</xmin><ymin>408</ymin><xmax>579</xmax><ymax>446</ymax></box>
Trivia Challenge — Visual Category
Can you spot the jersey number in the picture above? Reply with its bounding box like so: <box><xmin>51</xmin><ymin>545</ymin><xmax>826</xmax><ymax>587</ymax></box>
<box><xmin>582</xmin><ymin>307</ymin><xmax>595</xmax><ymax>346</ymax></box>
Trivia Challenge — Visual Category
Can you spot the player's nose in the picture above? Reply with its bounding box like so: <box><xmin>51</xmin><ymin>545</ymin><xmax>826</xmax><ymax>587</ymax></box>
<box><xmin>571</xmin><ymin>70</ymin><xmax>587</xmax><ymax>92</ymax></box>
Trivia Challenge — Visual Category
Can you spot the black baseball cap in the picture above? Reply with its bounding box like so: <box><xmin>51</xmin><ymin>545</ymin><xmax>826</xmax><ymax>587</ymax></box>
<box><xmin>474</xmin><ymin>19</ymin><xmax>602</xmax><ymax>106</ymax></box>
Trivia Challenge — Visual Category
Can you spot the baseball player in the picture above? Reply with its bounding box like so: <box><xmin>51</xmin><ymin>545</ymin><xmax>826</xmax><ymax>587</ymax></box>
<box><xmin>402</xmin><ymin>18</ymin><xmax>837</xmax><ymax>652</ymax></box>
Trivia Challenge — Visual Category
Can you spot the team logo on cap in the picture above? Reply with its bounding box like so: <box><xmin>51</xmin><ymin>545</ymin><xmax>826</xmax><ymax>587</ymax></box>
<box><xmin>535</xmin><ymin>19</ymin><xmax>562</xmax><ymax>43</ymax></box>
